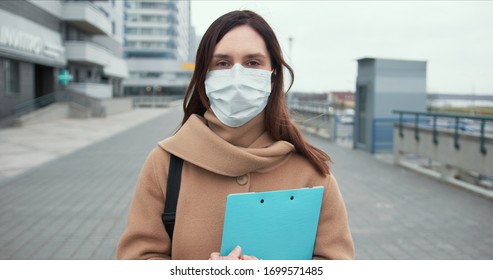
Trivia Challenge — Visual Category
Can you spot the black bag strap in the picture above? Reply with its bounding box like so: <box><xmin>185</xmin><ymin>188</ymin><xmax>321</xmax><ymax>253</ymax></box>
<box><xmin>161</xmin><ymin>153</ymin><xmax>183</xmax><ymax>242</ymax></box>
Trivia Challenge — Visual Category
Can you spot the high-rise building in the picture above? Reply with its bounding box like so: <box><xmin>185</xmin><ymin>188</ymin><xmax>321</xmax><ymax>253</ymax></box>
<box><xmin>0</xmin><ymin>0</ymin><xmax>128</xmax><ymax>121</ymax></box>
<box><xmin>60</xmin><ymin>0</ymin><xmax>128</xmax><ymax>98</ymax></box>
<box><xmin>123</xmin><ymin>0</ymin><xmax>194</xmax><ymax>97</ymax></box>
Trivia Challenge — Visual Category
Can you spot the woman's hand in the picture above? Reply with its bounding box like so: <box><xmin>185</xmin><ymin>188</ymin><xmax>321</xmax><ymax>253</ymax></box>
<box><xmin>209</xmin><ymin>246</ymin><xmax>259</xmax><ymax>260</ymax></box>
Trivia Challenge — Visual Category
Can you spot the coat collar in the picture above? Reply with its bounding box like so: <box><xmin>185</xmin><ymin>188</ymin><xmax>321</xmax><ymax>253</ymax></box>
<box><xmin>159</xmin><ymin>114</ymin><xmax>294</xmax><ymax>177</ymax></box>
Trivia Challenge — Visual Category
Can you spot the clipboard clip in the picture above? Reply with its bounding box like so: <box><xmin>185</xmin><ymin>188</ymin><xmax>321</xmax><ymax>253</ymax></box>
<box><xmin>259</xmin><ymin>195</ymin><xmax>295</xmax><ymax>204</ymax></box>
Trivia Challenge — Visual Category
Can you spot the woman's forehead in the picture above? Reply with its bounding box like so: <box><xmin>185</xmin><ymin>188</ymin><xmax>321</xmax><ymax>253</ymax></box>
<box><xmin>213</xmin><ymin>25</ymin><xmax>269</xmax><ymax>57</ymax></box>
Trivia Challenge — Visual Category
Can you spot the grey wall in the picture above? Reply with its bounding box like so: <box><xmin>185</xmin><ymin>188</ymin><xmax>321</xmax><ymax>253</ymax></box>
<box><xmin>374</xmin><ymin>59</ymin><xmax>427</xmax><ymax>117</ymax></box>
<box><xmin>0</xmin><ymin>58</ymin><xmax>35</xmax><ymax>119</ymax></box>
<box><xmin>0</xmin><ymin>0</ymin><xmax>60</xmax><ymax>32</ymax></box>
<box><xmin>354</xmin><ymin>58</ymin><xmax>427</xmax><ymax>153</ymax></box>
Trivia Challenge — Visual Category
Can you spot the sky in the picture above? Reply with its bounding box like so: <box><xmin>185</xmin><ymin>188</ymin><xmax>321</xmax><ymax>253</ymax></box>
<box><xmin>190</xmin><ymin>1</ymin><xmax>493</xmax><ymax>95</ymax></box>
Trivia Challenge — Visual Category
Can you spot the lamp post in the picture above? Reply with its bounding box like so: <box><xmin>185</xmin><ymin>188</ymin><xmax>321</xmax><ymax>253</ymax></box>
<box><xmin>287</xmin><ymin>36</ymin><xmax>294</xmax><ymax>99</ymax></box>
<box><xmin>288</xmin><ymin>36</ymin><xmax>294</xmax><ymax>63</ymax></box>
<box><xmin>462</xmin><ymin>71</ymin><xmax>476</xmax><ymax>115</ymax></box>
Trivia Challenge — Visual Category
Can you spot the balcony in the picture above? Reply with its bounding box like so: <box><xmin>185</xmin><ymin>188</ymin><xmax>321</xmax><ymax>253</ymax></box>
<box><xmin>104</xmin><ymin>56</ymin><xmax>129</xmax><ymax>79</ymax></box>
<box><xmin>68</xmin><ymin>82</ymin><xmax>112</xmax><ymax>99</ymax></box>
<box><xmin>123</xmin><ymin>76</ymin><xmax>191</xmax><ymax>88</ymax></box>
<box><xmin>61</xmin><ymin>1</ymin><xmax>112</xmax><ymax>35</ymax></box>
<box><xmin>65</xmin><ymin>41</ymin><xmax>112</xmax><ymax>66</ymax></box>
<box><xmin>65</xmin><ymin>41</ymin><xmax>128</xmax><ymax>78</ymax></box>
<box><xmin>125</xmin><ymin>34</ymin><xmax>174</xmax><ymax>42</ymax></box>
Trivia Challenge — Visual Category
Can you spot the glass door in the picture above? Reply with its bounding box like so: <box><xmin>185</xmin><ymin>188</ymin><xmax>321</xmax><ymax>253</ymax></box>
<box><xmin>356</xmin><ymin>85</ymin><xmax>367</xmax><ymax>145</ymax></box>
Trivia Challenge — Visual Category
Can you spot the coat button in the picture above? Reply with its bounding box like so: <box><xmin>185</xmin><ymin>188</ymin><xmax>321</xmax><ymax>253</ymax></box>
<box><xmin>236</xmin><ymin>174</ymin><xmax>248</xmax><ymax>185</ymax></box>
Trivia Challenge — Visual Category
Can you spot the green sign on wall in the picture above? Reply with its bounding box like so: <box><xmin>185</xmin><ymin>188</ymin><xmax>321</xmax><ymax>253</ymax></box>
<box><xmin>57</xmin><ymin>69</ymin><xmax>73</xmax><ymax>86</ymax></box>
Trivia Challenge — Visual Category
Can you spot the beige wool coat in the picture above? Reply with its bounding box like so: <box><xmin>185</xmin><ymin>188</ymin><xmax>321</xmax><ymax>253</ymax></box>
<box><xmin>117</xmin><ymin>110</ymin><xmax>355</xmax><ymax>260</ymax></box>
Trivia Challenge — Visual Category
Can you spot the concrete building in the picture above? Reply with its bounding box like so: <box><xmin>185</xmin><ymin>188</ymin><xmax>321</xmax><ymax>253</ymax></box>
<box><xmin>55</xmin><ymin>0</ymin><xmax>128</xmax><ymax>99</ymax></box>
<box><xmin>428</xmin><ymin>93</ymin><xmax>493</xmax><ymax>109</ymax></box>
<box><xmin>0</xmin><ymin>0</ymin><xmax>128</xmax><ymax>120</ymax></box>
<box><xmin>354</xmin><ymin>58</ymin><xmax>427</xmax><ymax>153</ymax></box>
<box><xmin>328</xmin><ymin>91</ymin><xmax>355</xmax><ymax>108</ymax></box>
<box><xmin>123</xmin><ymin>0</ymin><xmax>194</xmax><ymax>97</ymax></box>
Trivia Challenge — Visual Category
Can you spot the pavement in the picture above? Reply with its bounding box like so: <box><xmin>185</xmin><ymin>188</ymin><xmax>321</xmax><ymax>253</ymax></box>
<box><xmin>1</xmin><ymin>107</ymin><xmax>492</xmax><ymax>259</ymax></box>
<box><xmin>0</xmin><ymin>108</ymin><xmax>171</xmax><ymax>180</ymax></box>
<box><xmin>0</xmin><ymin>107</ymin><xmax>180</xmax><ymax>259</ymax></box>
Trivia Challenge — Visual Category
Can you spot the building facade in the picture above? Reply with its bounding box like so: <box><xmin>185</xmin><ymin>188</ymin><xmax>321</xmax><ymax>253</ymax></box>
<box><xmin>123</xmin><ymin>0</ymin><xmax>194</xmax><ymax>97</ymax></box>
<box><xmin>328</xmin><ymin>91</ymin><xmax>355</xmax><ymax>109</ymax></box>
<box><xmin>0</xmin><ymin>0</ymin><xmax>128</xmax><ymax>120</ymax></box>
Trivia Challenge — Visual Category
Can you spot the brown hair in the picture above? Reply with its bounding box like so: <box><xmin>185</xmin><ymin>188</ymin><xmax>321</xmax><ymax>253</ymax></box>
<box><xmin>181</xmin><ymin>10</ymin><xmax>331</xmax><ymax>175</ymax></box>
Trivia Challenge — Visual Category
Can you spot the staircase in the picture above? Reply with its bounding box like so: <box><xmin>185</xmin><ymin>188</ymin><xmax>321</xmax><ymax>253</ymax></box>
<box><xmin>5</xmin><ymin>90</ymin><xmax>105</xmax><ymax>127</ymax></box>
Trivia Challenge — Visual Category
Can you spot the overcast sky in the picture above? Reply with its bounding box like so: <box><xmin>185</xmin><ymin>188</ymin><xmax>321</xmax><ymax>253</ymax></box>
<box><xmin>190</xmin><ymin>1</ymin><xmax>493</xmax><ymax>95</ymax></box>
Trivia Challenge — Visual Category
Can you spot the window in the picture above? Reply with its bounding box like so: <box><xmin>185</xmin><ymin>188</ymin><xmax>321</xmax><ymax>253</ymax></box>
<box><xmin>129</xmin><ymin>71</ymin><xmax>162</xmax><ymax>78</ymax></box>
<box><xmin>127</xmin><ymin>15</ymin><xmax>139</xmax><ymax>22</ymax></box>
<box><xmin>73</xmin><ymin>68</ymin><xmax>80</xmax><ymax>83</ymax></box>
<box><xmin>136</xmin><ymin>2</ymin><xmax>175</xmax><ymax>9</ymax></box>
<box><xmin>126</xmin><ymin>28</ymin><xmax>138</xmax><ymax>34</ymax></box>
<box><xmin>4</xmin><ymin>59</ymin><xmax>20</xmax><ymax>95</ymax></box>
<box><xmin>141</xmin><ymin>42</ymin><xmax>165</xmax><ymax>49</ymax></box>
<box><xmin>141</xmin><ymin>28</ymin><xmax>153</xmax><ymax>35</ymax></box>
<box><xmin>128</xmin><ymin>72</ymin><xmax>139</xmax><ymax>78</ymax></box>
<box><xmin>126</xmin><ymin>41</ymin><xmax>138</xmax><ymax>47</ymax></box>
<box><xmin>144</xmin><ymin>72</ymin><xmax>160</xmax><ymax>78</ymax></box>
<box><xmin>162</xmin><ymin>73</ymin><xmax>176</xmax><ymax>80</ymax></box>
<box><xmin>176</xmin><ymin>72</ymin><xmax>192</xmax><ymax>79</ymax></box>
<box><xmin>166</xmin><ymin>40</ymin><xmax>177</xmax><ymax>49</ymax></box>
<box><xmin>167</xmin><ymin>28</ymin><xmax>177</xmax><ymax>36</ymax></box>
<box><xmin>140</xmin><ymin>2</ymin><xmax>163</xmax><ymax>9</ymax></box>
<box><xmin>356</xmin><ymin>85</ymin><xmax>367</xmax><ymax>144</ymax></box>
<box><xmin>125</xmin><ymin>52</ymin><xmax>176</xmax><ymax>59</ymax></box>
<box><xmin>167</xmin><ymin>15</ymin><xmax>178</xmax><ymax>24</ymax></box>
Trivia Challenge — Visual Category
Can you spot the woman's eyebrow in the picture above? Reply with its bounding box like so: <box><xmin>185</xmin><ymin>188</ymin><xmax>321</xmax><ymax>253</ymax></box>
<box><xmin>212</xmin><ymin>53</ymin><xmax>267</xmax><ymax>59</ymax></box>
<box><xmin>212</xmin><ymin>54</ymin><xmax>231</xmax><ymax>59</ymax></box>
<box><xmin>244</xmin><ymin>53</ymin><xmax>266</xmax><ymax>59</ymax></box>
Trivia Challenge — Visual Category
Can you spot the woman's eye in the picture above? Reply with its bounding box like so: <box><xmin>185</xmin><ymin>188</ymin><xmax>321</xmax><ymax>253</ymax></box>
<box><xmin>215</xmin><ymin>61</ymin><xmax>230</xmax><ymax>68</ymax></box>
<box><xmin>246</xmin><ymin>61</ymin><xmax>261</xmax><ymax>67</ymax></box>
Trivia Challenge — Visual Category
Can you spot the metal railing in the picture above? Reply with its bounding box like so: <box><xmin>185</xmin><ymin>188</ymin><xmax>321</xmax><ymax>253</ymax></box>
<box><xmin>13</xmin><ymin>94</ymin><xmax>57</xmax><ymax>117</ymax></box>
<box><xmin>132</xmin><ymin>95</ymin><xmax>183</xmax><ymax>108</ymax></box>
<box><xmin>287</xmin><ymin>101</ymin><xmax>341</xmax><ymax>141</ymax></box>
<box><xmin>371</xmin><ymin>117</ymin><xmax>423</xmax><ymax>153</ymax></box>
<box><xmin>12</xmin><ymin>90</ymin><xmax>105</xmax><ymax>119</ymax></box>
<box><xmin>393</xmin><ymin>110</ymin><xmax>493</xmax><ymax>155</ymax></box>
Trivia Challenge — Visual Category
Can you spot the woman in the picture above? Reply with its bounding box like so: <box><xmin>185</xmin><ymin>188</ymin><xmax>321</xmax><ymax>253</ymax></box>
<box><xmin>117</xmin><ymin>10</ymin><xmax>354</xmax><ymax>260</ymax></box>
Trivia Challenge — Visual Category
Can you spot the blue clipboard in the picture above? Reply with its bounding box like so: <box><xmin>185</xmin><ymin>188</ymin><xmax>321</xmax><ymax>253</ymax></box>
<box><xmin>220</xmin><ymin>186</ymin><xmax>324</xmax><ymax>260</ymax></box>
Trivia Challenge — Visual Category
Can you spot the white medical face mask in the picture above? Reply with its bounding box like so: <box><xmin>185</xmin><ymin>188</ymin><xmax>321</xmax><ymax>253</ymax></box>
<box><xmin>205</xmin><ymin>63</ymin><xmax>272</xmax><ymax>127</ymax></box>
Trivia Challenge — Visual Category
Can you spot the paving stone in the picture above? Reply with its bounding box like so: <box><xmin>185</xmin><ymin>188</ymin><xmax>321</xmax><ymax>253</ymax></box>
<box><xmin>1</xmin><ymin>108</ymin><xmax>492</xmax><ymax>259</ymax></box>
<box><xmin>307</xmin><ymin>135</ymin><xmax>493</xmax><ymax>260</ymax></box>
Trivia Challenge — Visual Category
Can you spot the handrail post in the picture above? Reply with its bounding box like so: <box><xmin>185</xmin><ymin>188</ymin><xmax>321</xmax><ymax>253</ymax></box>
<box><xmin>399</xmin><ymin>112</ymin><xmax>403</xmax><ymax>138</ymax></box>
<box><xmin>414</xmin><ymin>113</ymin><xmax>420</xmax><ymax>141</ymax></box>
<box><xmin>432</xmin><ymin>115</ymin><xmax>438</xmax><ymax>145</ymax></box>
<box><xmin>454</xmin><ymin>117</ymin><xmax>460</xmax><ymax>150</ymax></box>
<box><xmin>330</xmin><ymin>113</ymin><xmax>337</xmax><ymax>142</ymax></box>
<box><xmin>480</xmin><ymin>120</ymin><xmax>487</xmax><ymax>155</ymax></box>
<box><xmin>371</xmin><ymin>118</ymin><xmax>376</xmax><ymax>154</ymax></box>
